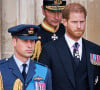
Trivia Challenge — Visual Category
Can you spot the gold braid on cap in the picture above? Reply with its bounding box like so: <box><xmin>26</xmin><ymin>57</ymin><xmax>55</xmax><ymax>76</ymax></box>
<box><xmin>0</xmin><ymin>72</ymin><xmax>3</xmax><ymax>90</ymax></box>
<box><xmin>31</xmin><ymin>40</ymin><xmax>42</xmax><ymax>62</ymax></box>
<box><xmin>13</xmin><ymin>79</ymin><xmax>23</xmax><ymax>90</ymax></box>
<box><xmin>45</xmin><ymin>6</ymin><xmax>65</xmax><ymax>11</ymax></box>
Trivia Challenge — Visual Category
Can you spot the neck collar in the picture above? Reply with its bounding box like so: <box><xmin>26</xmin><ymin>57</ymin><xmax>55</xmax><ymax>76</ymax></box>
<box><xmin>41</xmin><ymin>19</ymin><xmax>59</xmax><ymax>33</ymax></box>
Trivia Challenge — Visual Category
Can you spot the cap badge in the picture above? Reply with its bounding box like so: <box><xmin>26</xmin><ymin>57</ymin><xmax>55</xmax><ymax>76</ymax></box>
<box><xmin>54</xmin><ymin>0</ymin><xmax>62</xmax><ymax>4</ymax></box>
<box><xmin>28</xmin><ymin>28</ymin><xmax>34</xmax><ymax>34</ymax></box>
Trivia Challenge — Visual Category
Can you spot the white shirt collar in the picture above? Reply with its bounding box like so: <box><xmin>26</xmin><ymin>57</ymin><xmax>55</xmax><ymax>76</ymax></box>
<box><xmin>64</xmin><ymin>34</ymin><xmax>82</xmax><ymax>59</ymax></box>
<box><xmin>13</xmin><ymin>55</ymin><xmax>30</xmax><ymax>73</ymax></box>
<box><xmin>64</xmin><ymin>34</ymin><xmax>82</xmax><ymax>48</ymax></box>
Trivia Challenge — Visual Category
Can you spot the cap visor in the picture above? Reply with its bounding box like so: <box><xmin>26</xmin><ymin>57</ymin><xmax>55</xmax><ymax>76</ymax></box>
<box><xmin>45</xmin><ymin>6</ymin><xmax>65</xmax><ymax>11</ymax></box>
<box><xmin>18</xmin><ymin>36</ymin><xmax>38</xmax><ymax>40</ymax></box>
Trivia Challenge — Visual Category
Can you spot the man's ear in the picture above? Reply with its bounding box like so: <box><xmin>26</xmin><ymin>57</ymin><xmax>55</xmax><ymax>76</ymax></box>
<box><xmin>62</xmin><ymin>19</ymin><xmax>67</xmax><ymax>27</ymax></box>
<box><xmin>41</xmin><ymin>6</ymin><xmax>45</xmax><ymax>15</ymax></box>
<box><xmin>12</xmin><ymin>37</ymin><xmax>17</xmax><ymax>47</ymax></box>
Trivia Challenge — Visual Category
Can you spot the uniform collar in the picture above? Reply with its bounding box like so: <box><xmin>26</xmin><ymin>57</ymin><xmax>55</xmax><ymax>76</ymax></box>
<box><xmin>13</xmin><ymin>55</ymin><xmax>30</xmax><ymax>73</ymax></box>
<box><xmin>41</xmin><ymin>19</ymin><xmax>59</xmax><ymax>33</ymax></box>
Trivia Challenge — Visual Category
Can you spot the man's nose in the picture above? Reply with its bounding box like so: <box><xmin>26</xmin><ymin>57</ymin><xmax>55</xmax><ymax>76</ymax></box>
<box><xmin>77</xmin><ymin>22</ymin><xmax>81</xmax><ymax>28</ymax></box>
<box><xmin>27</xmin><ymin>40</ymin><xmax>33</xmax><ymax>47</ymax></box>
<box><xmin>55</xmin><ymin>12</ymin><xmax>60</xmax><ymax>19</ymax></box>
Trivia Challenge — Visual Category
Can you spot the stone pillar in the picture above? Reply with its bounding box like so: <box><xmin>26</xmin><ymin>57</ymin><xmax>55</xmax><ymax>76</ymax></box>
<box><xmin>0</xmin><ymin>0</ymin><xmax>2</xmax><ymax>59</ymax></box>
<box><xmin>19</xmin><ymin>0</ymin><xmax>35</xmax><ymax>24</ymax></box>
<box><xmin>87</xmin><ymin>0</ymin><xmax>100</xmax><ymax>44</ymax></box>
<box><xmin>35</xmin><ymin>0</ymin><xmax>44</xmax><ymax>25</ymax></box>
<box><xmin>2</xmin><ymin>0</ymin><xmax>19</xmax><ymax>58</ymax></box>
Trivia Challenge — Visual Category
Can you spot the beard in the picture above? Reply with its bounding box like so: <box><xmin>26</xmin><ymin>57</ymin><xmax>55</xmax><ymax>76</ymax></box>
<box><xmin>66</xmin><ymin>28</ymin><xmax>85</xmax><ymax>41</ymax></box>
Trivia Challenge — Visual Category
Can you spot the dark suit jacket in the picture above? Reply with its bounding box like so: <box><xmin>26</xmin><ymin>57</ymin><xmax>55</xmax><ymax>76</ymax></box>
<box><xmin>0</xmin><ymin>56</ymin><xmax>52</xmax><ymax>90</ymax></box>
<box><xmin>39</xmin><ymin>36</ymin><xmax>100</xmax><ymax>90</ymax></box>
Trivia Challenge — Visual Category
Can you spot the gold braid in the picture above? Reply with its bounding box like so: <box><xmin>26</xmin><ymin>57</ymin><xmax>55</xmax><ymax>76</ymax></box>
<box><xmin>13</xmin><ymin>79</ymin><xmax>23</xmax><ymax>90</ymax></box>
<box><xmin>0</xmin><ymin>72</ymin><xmax>3</xmax><ymax>90</ymax></box>
<box><xmin>31</xmin><ymin>40</ymin><xmax>42</xmax><ymax>62</ymax></box>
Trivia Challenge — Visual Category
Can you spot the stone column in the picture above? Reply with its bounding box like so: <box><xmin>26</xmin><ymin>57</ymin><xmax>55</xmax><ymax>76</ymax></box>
<box><xmin>35</xmin><ymin>0</ymin><xmax>44</xmax><ymax>25</ymax></box>
<box><xmin>2</xmin><ymin>0</ymin><xmax>19</xmax><ymax>58</ymax></box>
<box><xmin>87</xmin><ymin>0</ymin><xmax>100</xmax><ymax>44</ymax></box>
<box><xmin>19</xmin><ymin>0</ymin><xmax>35</xmax><ymax>24</ymax></box>
<box><xmin>0</xmin><ymin>0</ymin><xmax>2</xmax><ymax>59</ymax></box>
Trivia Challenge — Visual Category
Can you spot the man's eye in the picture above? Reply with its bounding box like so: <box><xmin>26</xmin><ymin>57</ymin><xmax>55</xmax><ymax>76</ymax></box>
<box><xmin>72</xmin><ymin>21</ymin><xmax>77</xmax><ymax>23</ymax></box>
<box><xmin>80</xmin><ymin>21</ymin><xmax>85</xmax><ymax>23</ymax></box>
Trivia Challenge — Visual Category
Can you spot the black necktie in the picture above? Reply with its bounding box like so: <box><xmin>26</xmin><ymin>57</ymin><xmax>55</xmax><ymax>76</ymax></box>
<box><xmin>22</xmin><ymin>64</ymin><xmax>27</xmax><ymax>80</ymax></box>
<box><xmin>73</xmin><ymin>42</ymin><xmax>80</xmax><ymax>66</ymax></box>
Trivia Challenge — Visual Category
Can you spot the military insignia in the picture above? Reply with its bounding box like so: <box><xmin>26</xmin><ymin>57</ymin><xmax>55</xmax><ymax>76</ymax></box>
<box><xmin>6</xmin><ymin>58</ymin><xmax>8</xmax><ymax>61</ymax></box>
<box><xmin>34</xmin><ymin>76</ymin><xmax>46</xmax><ymax>90</ymax></box>
<box><xmin>51</xmin><ymin>33</ymin><xmax>58</xmax><ymax>40</ymax></box>
<box><xmin>35</xmin><ymin>82</ymin><xmax>46</xmax><ymax>90</ymax></box>
<box><xmin>34</xmin><ymin>76</ymin><xmax>44</xmax><ymax>81</ymax></box>
<box><xmin>90</xmin><ymin>53</ymin><xmax>100</xmax><ymax>65</ymax></box>
<box><xmin>28</xmin><ymin>28</ymin><xmax>34</xmax><ymax>34</ymax></box>
<box><xmin>54</xmin><ymin>0</ymin><xmax>62</xmax><ymax>4</ymax></box>
<box><xmin>38</xmin><ymin>36</ymin><xmax>41</xmax><ymax>40</ymax></box>
<box><xmin>94</xmin><ymin>76</ymin><xmax>99</xmax><ymax>85</ymax></box>
<box><xmin>75</xmin><ymin>51</ymin><xmax>80</xmax><ymax>58</ymax></box>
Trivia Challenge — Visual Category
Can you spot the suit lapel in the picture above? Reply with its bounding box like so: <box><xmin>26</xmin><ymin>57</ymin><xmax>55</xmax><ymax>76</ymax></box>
<box><xmin>8</xmin><ymin>57</ymin><xmax>24</xmax><ymax>82</ymax></box>
<box><xmin>8</xmin><ymin>57</ymin><xmax>36</xmax><ymax>84</ymax></box>
<box><xmin>83</xmin><ymin>39</ymin><xmax>94</xmax><ymax>90</ymax></box>
<box><xmin>25</xmin><ymin>60</ymin><xmax>35</xmax><ymax>84</ymax></box>
<box><xmin>55</xmin><ymin>37</ymin><xmax>75</xmax><ymax>87</ymax></box>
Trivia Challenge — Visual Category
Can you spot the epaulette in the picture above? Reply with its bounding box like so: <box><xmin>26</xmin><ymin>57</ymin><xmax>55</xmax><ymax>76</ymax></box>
<box><xmin>34</xmin><ymin>61</ymin><xmax>48</xmax><ymax>68</ymax></box>
<box><xmin>0</xmin><ymin>58</ymin><xmax>8</xmax><ymax>64</ymax></box>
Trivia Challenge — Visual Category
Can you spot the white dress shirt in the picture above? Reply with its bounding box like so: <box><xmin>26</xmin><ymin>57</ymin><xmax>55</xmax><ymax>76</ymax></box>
<box><xmin>13</xmin><ymin>55</ymin><xmax>30</xmax><ymax>73</ymax></box>
<box><xmin>64</xmin><ymin>34</ymin><xmax>82</xmax><ymax>60</ymax></box>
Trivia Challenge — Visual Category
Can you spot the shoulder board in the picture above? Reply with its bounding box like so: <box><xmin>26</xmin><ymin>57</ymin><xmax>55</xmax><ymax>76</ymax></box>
<box><xmin>0</xmin><ymin>58</ymin><xmax>8</xmax><ymax>64</ymax></box>
<box><xmin>34</xmin><ymin>61</ymin><xmax>48</xmax><ymax>68</ymax></box>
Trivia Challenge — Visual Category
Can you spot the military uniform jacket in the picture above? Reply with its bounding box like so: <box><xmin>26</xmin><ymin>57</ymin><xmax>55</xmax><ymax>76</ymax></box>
<box><xmin>38</xmin><ymin>24</ymin><xmax>65</xmax><ymax>46</ymax></box>
<box><xmin>39</xmin><ymin>36</ymin><xmax>100</xmax><ymax>90</ymax></box>
<box><xmin>0</xmin><ymin>56</ymin><xmax>52</xmax><ymax>90</ymax></box>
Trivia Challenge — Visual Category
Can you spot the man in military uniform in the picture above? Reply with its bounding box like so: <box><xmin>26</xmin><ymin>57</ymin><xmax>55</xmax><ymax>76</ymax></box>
<box><xmin>38</xmin><ymin>0</ymin><xmax>66</xmax><ymax>45</ymax></box>
<box><xmin>0</xmin><ymin>24</ymin><xmax>52</xmax><ymax>90</ymax></box>
<box><xmin>31</xmin><ymin>0</ymin><xmax>66</xmax><ymax>60</ymax></box>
